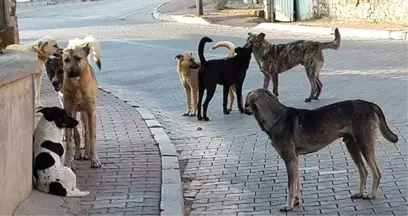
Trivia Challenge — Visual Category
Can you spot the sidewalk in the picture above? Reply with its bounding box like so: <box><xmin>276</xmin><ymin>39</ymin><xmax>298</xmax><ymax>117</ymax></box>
<box><xmin>14</xmin><ymin>75</ymin><xmax>182</xmax><ymax>216</ymax></box>
<box><xmin>154</xmin><ymin>0</ymin><xmax>408</xmax><ymax>40</ymax></box>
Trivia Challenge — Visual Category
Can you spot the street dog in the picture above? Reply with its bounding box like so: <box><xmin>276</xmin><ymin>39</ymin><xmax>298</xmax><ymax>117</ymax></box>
<box><xmin>175</xmin><ymin>41</ymin><xmax>237</xmax><ymax>116</ymax></box>
<box><xmin>6</xmin><ymin>36</ymin><xmax>61</xmax><ymax>108</ymax></box>
<box><xmin>244</xmin><ymin>88</ymin><xmax>398</xmax><ymax>212</ymax></box>
<box><xmin>197</xmin><ymin>36</ymin><xmax>252</xmax><ymax>121</ymax></box>
<box><xmin>45</xmin><ymin>51</ymin><xmax>81</xmax><ymax>142</ymax></box>
<box><xmin>33</xmin><ymin>107</ymin><xmax>90</xmax><ymax>197</ymax></box>
<box><xmin>62</xmin><ymin>35</ymin><xmax>102</xmax><ymax>169</ymax></box>
<box><xmin>243</xmin><ymin>28</ymin><xmax>341</xmax><ymax>102</ymax></box>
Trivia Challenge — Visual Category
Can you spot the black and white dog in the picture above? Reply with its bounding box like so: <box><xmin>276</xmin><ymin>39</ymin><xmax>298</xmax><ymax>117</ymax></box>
<box><xmin>33</xmin><ymin>107</ymin><xmax>90</xmax><ymax>197</ymax></box>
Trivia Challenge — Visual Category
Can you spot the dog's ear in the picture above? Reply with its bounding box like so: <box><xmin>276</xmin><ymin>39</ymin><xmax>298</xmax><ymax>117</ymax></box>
<box><xmin>83</xmin><ymin>44</ymin><xmax>91</xmax><ymax>56</ymax></box>
<box><xmin>36</xmin><ymin>41</ymin><xmax>48</xmax><ymax>51</ymax></box>
<box><xmin>234</xmin><ymin>47</ymin><xmax>242</xmax><ymax>54</ymax></box>
<box><xmin>258</xmin><ymin>33</ymin><xmax>266</xmax><ymax>39</ymax></box>
<box><xmin>37</xmin><ymin>107</ymin><xmax>53</xmax><ymax>120</ymax></box>
<box><xmin>247</xmin><ymin>32</ymin><xmax>253</xmax><ymax>36</ymax></box>
<box><xmin>175</xmin><ymin>54</ymin><xmax>183</xmax><ymax>60</ymax></box>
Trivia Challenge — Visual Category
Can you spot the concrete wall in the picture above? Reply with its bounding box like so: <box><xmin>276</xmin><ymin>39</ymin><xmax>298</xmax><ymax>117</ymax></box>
<box><xmin>312</xmin><ymin>0</ymin><xmax>408</xmax><ymax>24</ymax></box>
<box><xmin>0</xmin><ymin>49</ymin><xmax>37</xmax><ymax>216</ymax></box>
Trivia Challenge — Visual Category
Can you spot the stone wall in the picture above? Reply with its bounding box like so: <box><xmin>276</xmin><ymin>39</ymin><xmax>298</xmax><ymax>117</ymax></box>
<box><xmin>0</xmin><ymin>0</ymin><xmax>19</xmax><ymax>48</ymax></box>
<box><xmin>312</xmin><ymin>0</ymin><xmax>408</xmax><ymax>24</ymax></box>
<box><xmin>0</xmin><ymin>50</ymin><xmax>37</xmax><ymax>216</ymax></box>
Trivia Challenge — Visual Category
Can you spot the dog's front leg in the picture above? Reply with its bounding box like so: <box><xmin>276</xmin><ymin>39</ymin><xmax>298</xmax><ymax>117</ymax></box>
<box><xmin>64</xmin><ymin>107</ymin><xmax>77</xmax><ymax>171</ymax></box>
<box><xmin>262</xmin><ymin>72</ymin><xmax>271</xmax><ymax>90</ymax></box>
<box><xmin>227</xmin><ymin>86</ymin><xmax>235</xmax><ymax>112</ymax></box>
<box><xmin>271</xmin><ymin>72</ymin><xmax>279</xmax><ymax>97</ymax></box>
<box><xmin>280</xmin><ymin>157</ymin><xmax>298</xmax><ymax>212</ymax></box>
<box><xmin>223</xmin><ymin>85</ymin><xmax>231</xmax><ymax>115</ymax></box>
<box><xmin>88</xmin><ymin>108</ymin><xmax>101</xmax><ymax>168</ymax></box>
<box><xmin>183</xmin><ymin>83</ymin><xmax>192</xmax><ymax>116</ymax></box>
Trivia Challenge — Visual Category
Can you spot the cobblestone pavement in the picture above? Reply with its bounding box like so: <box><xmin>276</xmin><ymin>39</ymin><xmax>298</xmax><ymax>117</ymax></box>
<box><xmin>38</xmin><ymin>75</ymin><xmax>161</xmax><ymax>216</ymax></box>
<box><xmin>20</xmin><ymin>0</ymin><xmax>408</xmax><ymax>215</ymax></box>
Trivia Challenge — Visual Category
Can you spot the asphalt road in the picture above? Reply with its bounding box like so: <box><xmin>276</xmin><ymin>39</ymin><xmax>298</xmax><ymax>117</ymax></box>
<box><xmin>17</xmin><ymin>1</ymin><xmax>408</xmax><ymax>215</ymax></box>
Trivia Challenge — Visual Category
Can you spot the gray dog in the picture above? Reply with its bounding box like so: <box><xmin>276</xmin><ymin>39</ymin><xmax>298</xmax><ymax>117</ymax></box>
<box><xmin>244</xmin><ymin>88</ymin><xmax>398</xmax><ymax>212</ymax></box>
<box><xmin>243</xmin><ymin>29</ymin><xmax>341</xmax><ymax>102</ymax></box>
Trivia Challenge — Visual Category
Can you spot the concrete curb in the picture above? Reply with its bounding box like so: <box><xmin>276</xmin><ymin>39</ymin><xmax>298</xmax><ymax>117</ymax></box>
<box><xmin>152</xmin><ymin>0</ymin><xmax>211</xmax><ymax>25</ymax></box>
<box><xmin>152</xmin><ymin>1</ymin><xmax>408</xmax><ymax>41</ymax></box>
<box><xmin>98</xmin><ymin>84</ymin><xmax>185</xmax><ymax>216</ymax></box>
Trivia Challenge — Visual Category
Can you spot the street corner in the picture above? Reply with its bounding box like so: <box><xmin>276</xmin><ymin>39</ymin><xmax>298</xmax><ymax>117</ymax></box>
<box><xmin>98</xmin><ymin>85</ymin><xmax>185</xmax><ymax>216</ymax></box>
<box><xmin>152</xmin><ymin>0</ymin><xmax>212</xmax><ymax>25</ymax></box>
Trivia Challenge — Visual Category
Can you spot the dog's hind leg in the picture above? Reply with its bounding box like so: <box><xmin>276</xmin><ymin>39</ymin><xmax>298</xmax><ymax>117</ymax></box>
<box><xmin>227</xmin><ymin>86</ymin><xmax>235</xmax><ymax>112</ymax></box>
<box><xmin>314</xmin><ymin>77</ymin><xmax>323</xmax><ymax>100</ymax></box>
<box><xmin>294</xmin><ymin>157</ymin><xmax>301</xmax><ymax>206</ymax></box>
<box><xmin>311</xmin><ymin>60</ymin><xmax>323</xmax><ymax>100</ymax></box>
<box><xmin>74</xmin><ymin>113</ymin><xmax>85</xmax><ymax>160</ymax></box>
<box><xmin>343</xmin><ymin>134</ymin><xmax>368</xmax><ymax>199</ymax></box>
<box><xmin>183</xmin><ymin>83</ymin><xmax>192</xmax><ymax>116</ymax></box>
<box><xmin>235</xmin><ymin>85</ymin><xmax>245</xmax><ymax>113</ymax></box>
<box><xmin>271</xmin><ymin>73</ymin><xmax>279</xmax><ymax>97</ymax></box>
<box><xmin>202</xmin><ymin>85</ymin><xmax>216</xmax><ymax>121</ymax></box>
<box><xmin>73</xmin><ymin>125</ymin><xmax>81</xmax><ymax>160</ymax></box>
<box><xmin>223</xmin><ymin>85</ymin><xmax>231</xmax><ymax>115</ymax></box>
<box><xmin>197</xmin><ymin>82</ymin><xmax>205</xmax><ymax>121</ymax></box>
<box><xmin>304</xmin><ymin>67</ymin><xmax>317</xmax><ymax>102</ymax></box>
<box><xmin>280</xmin><ymin>155</ymin><xmax>298</xmax><ymax>212</ymax></box>
<box><xmin>358</xmin><ymin>126</ymin><xmax>381</xmax><ymax>200</ymax></box>
<box><xmin>262</xmin><ymin>73</ymin><xmax>271</xmax><ymax>90</ymax></box>
<box><xmin>191</xmin><ymin>87</ymin><xmax>198</xmax><ymax>117</ymax></box>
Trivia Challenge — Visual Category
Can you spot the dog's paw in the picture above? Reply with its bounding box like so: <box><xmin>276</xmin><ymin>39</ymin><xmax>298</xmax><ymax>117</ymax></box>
<box><xmin>83</xmin><ymin>153</ymin><xmax>91</xmax><ymax>160</ymax></box>
<box><xmin>203</xmin><ymin>117</ymin><xmax>210</xmax><ymax>121</ymax></box>
<box><xmin>223</xmin><ymin>110</ymin><xmax>230</xmax><ymax>115</ymax></box>
<box><xmin>182</xmin><ymin>113</ymin><xmax>189</xmax><ymax>116</ymax></box>
<box><xmin>350</xmin><ymin>192</ymin><xmax>365</xmax><ymax>199</ymax></box>
<box><xmin>90</xmin><ymin>158</ymin><xmax>102</xmax><ymax>168</ymax></box>
<box><xmin>189</xmin><ymin>113</ymin><xmax>196</xmax><ymax>117</ymax></box>
<box><xmin>74</xmin><ymin>151</ymin><xmax>83</xmax><ymax>160</ymax></box>
<box><xmin>197</xmin><ymin>116</ymin><xmax>203</xmax><ymax>121</ymax></box>
<box><xmin>294</xmin><ymin>197</ymin><xmax>300</xmax><ymax>206</ymax></box>
<box><xmin>65</xmin><ymin>160</ymin><xmax>76</xmax><ymax>172</ymax></box>
<box><xmin>304</xmin><ymin>98</ymin><xmax>312</xmax><ymax>103</ymax></box>
<box><xmin>362</xmin><ymin>194</ymin><xmax>376</xmax><ymax>200</ymax></box>
<box><xmin>279</xmin><ymin>204</ymin><xmax>293</xmax><ymax>212</ymax></box>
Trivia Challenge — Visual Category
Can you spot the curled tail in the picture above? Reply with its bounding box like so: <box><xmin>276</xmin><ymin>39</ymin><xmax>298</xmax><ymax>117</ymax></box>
<box><xmin>198</xmin><ymin>37</ymin><xmax>213</xmax><ymax>67</ymax></box>
<box><xmin>370</xmin><ymin>102</ymin><xmax>398</xmax><ymax>143</ymax></box>
<box><xmin>211</xmin><ymin>41</ymin><xmax>236</xmax><ymax>57</ymax></box>
<box><xmin>320</xmin><ymin>28</ymin><xmax>341</xmax><ymax>50</ymax></box>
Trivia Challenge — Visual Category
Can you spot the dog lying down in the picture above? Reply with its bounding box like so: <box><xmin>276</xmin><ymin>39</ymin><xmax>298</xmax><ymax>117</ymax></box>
<box><xmin>33</xmin><ymin>107</ymin><xmax>90</xmax><ymax>197</ymax></box>
<box><xmin>244</xmin><ymin>88</ymin><xmax>398</xmax><ymax>212</ymax></box>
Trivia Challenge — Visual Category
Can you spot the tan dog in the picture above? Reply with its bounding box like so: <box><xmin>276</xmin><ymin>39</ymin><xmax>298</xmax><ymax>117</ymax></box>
<box><xmin>175</xmin><ymin>41</ymin><xmax>237</xmax><ymax>116</ymax></box>
<box><xmin>6</xmin><ymin>36</ymin><xmax>61</xmax><ymax>108</ymax></box>
<box><xmin>62</xmin><ymin>35</ymin><xmax>102</xmax><ymax>169</ymax></box>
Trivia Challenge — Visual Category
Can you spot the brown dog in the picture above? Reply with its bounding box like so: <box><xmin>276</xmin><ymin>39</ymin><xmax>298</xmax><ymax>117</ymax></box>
<box><xmin>175</xmin><ymin>41</ymin><xmax>237</xmax><ymax>116</ymax></box>
<box><xmin>62</xmin><ymin>35</ymin><xmax>102</xmax><ymax>169</ymax></box>
<box><xmin>6</xmin><ymin>36</ymin><xmax>61</xmax><ymax>108</ymax></box>
<box><xmin>244</xmin><ymin>88</ymin><xmax>398</xmax><ymax>212</ymax></box>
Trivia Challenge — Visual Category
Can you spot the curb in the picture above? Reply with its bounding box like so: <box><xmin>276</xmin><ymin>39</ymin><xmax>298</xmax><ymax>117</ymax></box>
<box><xmin>98</xmin><ymin>84</ymin><xmax>185</xmax><ymax>216</ymax></box>
<box><xmin>152</xmin><ymin>1</ymin><xmax>408</xmax><ymax>41</ymax></box>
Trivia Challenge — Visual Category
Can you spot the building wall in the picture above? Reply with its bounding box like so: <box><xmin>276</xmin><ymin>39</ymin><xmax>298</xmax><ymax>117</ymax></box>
<box><xmin>312</xmin><ymin>0</ymin><xmax>408</xmax><ymax>24</ymax></box>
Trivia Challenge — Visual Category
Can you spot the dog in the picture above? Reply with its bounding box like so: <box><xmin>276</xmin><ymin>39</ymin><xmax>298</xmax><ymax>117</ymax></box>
<box><xmin>243</xmin><ymin>28</ymin><xmax>341</xmax><ymax>102</ymax></box>
<box><xmin>197</xmin><ymin>36</ymin><xmax>253</xmax><ymax>121</ymax></box>
<box><xmin>6</xmin><ymin>36</ymin><xmax>61</xmax><ymax>108</ymax></box>
<box><xmin>33</xmin><ymin>107</ymin><xmax>90</xmax><ymax>197</ymax></box>
<box><xmin>175</xmin><ymin>41</ymin><xmax>237</xmax><ymax>117</ymax></box>
<box><xmin>62</xmin><ymin>35</ymin><xmax>102</xmax><ymax>169</ymax></box>
<box><xmin>244</xmin><ymin>88</ymin><xmax>398</xmax><ymax>212</ymax></box>
<box><xmin>45</xmin><ymin>51</ymin><xmax>81</xmax><ymax>143</ymax></box>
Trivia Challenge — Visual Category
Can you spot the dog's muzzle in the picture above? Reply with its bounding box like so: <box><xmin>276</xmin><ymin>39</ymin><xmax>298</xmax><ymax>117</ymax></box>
<box><xmin>67</xmin><ymin>70</ymin><xmax>81</xmax><ymax>78</ymax></box>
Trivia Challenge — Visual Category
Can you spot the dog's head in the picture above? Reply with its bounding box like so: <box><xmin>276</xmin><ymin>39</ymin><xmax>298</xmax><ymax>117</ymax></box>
<box><xmin>234</xmin><ymin>46</ymin><xmax>253</xmax><ymax>57</ymax></box>
<box><xmin>175</xmin><ymin>53</ymin><xmax>200</xmax><ymax>69</ymax></box>
<box><xmin>34</xmin><ymin>36</ymin><xmax>60</xmax><ymax>59</ymax></box>
<box><xmin>45</xmin><ymin>51</ymin><xmax>64</xmax><ymax>91</ymax></box>
<box><xmin>244</xmin><ymin>88</ymin><xmax>280</xmax><ymax>116</ymax></box>
<box><xmin>37</xmin><ymin>107</ymin><xmax>79</xmax><ymax>128</ymax></box>
<box><xmin>62</xmin><ymin>44</ymin><xmax>91</xmax><ymax>78</ymax></box>
<box><xmin>243</xmin><ymin>32</ymin><xmax>266</xmax><ymax>50</ymax></box>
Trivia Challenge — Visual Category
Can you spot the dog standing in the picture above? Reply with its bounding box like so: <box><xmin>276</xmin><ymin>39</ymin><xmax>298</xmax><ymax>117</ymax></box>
<box><xmin>6</xmin><ymin>36</ymin><xmax>61</xmax><ymax>108</ymax></box>
<box><xmin>243</xmin><ymin>29</ymin><xmax>341</xmax><ymax>102</ymax></box>
<box><xmin>197</xmin><ymin>36</ymin><xmax>253</xmax><ymax>121</ymax></box>
<box><xmin>62</xmin><ymin>35</ymin><xmax>102</xmax><ymax>169</ymax></box>
<box><xmin>244</xmin><ymin>88</ymin><xmax>398</xmax><ymax>212</ymax></box>
<box><xmin>175</xmin><ymin>41</ymin><xmax>237</xmax><ymax>116</ymax></box>
<box><xmin>33</xmin><ymin>107</ymin><xmax>90</xmax><ymax>197</ymax></box>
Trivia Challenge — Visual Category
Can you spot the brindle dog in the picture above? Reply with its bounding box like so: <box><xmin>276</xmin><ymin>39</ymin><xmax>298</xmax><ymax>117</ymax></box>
<box><xmin>244</xmin><ymin>88</ymin><xmax>398</xmax><ymax>212</ymax></box>
<box><xmin>62</xmin><ymin>35</ymin><xmax>102</xmax><ymax>169</ymax></box>
<box><xmin>243</xmin><ymin>29</ymin><xmax>341</xmax><ymax>102</ymax></box>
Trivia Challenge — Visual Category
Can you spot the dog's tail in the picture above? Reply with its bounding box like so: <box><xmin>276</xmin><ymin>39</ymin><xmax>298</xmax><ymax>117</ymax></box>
<box><xmin>370</xmin><ymin>102</ymin><xmax>398</xmax><ymax>143</ymax></box>
<box><xmin>320</xmin><ymin>28</ymin><xmax>341</xmax><ymax>50</ymax></box>
<box><xmin>49</xmin><ymin>181</ymin><xmax>90</xmax><ymax>197</ymax></box>
<box><xmin>211</xmin><ymin>41</ymin><xmax>236</xmax><ymax>57</ymax></box>
<box><xmin>198</xmin><ymin>37</ymin><xmax>213</xmax><ymax>67</ymax></box>
<box><xmin>82</xmin><ymin>35</ymin><xmax>102</xmax><ymax>70</ymax></box>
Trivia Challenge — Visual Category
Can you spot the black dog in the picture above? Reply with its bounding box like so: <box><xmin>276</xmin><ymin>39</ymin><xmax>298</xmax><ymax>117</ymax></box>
<box><xmin>197</xmin><ymin>36</ymin><xmax>253</xmax><ymax>121</ymax></box>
